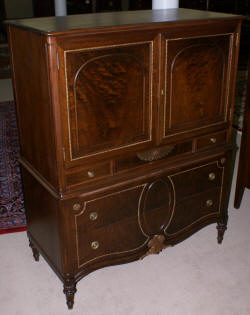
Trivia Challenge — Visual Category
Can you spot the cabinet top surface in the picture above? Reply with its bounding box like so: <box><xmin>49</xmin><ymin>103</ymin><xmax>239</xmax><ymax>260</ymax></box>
<box><xmin>6</xmin><ymin>9</ymin><xmax>243</xmax><ymax>36</ymax></box>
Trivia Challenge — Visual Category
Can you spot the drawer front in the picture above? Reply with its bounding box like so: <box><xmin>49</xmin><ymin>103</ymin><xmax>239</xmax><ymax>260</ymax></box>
<box><xmin>170</xmin><ymin>161</ymin><xmax>224</xmax><ymax>199</ymax></box>
<box><xmin>114</xmin><ymin>140</ymin><xmax>192</xmax><ymax>173</ymax></box>
<box><xmin>165</xmin><ymin>187</ymin><xmax>222</xmax><ymax>236</ymax></box>
<box><xmin>66</xmin><ymin>162</ymin><xmax>111</xmax><ymax>187</ymax></box>
<box><xmin>72</xmin><ymin>185</ymin><xmax>148</xmax><ymax>267</ymax></box>
<box><xmin>196</xmin><ymin>131</ymin><xmax>227</xmax><ymax>151</ymax></box>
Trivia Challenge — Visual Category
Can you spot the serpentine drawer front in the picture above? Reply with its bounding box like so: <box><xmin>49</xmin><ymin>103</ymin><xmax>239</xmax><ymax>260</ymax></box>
<box><xmin>69</xmin><ymin>159</ymin><xmax>225</xmax><ymax>268</ymax></box>
<box><xmin>7</xmin><ymin>8</ymin><xmax>243</xmax><ymax>309</ymax></box>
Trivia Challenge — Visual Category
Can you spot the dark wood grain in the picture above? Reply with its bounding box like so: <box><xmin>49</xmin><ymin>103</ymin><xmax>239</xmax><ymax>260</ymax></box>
<box><xmin>164</xmin><ymin>34</ymin><xmax>230</xmax><ymax>136</ymax></box>
<box><xmin>8</xmin><ymin>27</ymin><xmax>59</xmax><ymax>187</ymax></box>
<box><xmin>65</xmin><ymin>42</ymin><xmax>151</xmax><ymax>159</ymax></box>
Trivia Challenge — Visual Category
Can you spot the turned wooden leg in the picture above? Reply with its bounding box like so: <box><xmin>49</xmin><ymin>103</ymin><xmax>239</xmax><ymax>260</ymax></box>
<box><xmin>63</xmin><ymin>276</ymin><xmax>77</xmax><ymax>310</ymax></box>
<box><xmin>29</xmin><ymin>240</ymin><xmax>40</xmax><ymax>261</ymax></box>
<box><xmin>217</xmin><ymin>222</ymin><xmax>227</xmax><ymax>244</ymax></box>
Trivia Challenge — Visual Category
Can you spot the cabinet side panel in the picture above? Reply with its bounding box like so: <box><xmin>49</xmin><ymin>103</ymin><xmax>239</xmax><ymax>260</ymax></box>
<box><xmin>21</xmin><ymin>167</ymin><xmax>63</xmax><ymax>274</ymax></box>
<box><xmin>8</xmin><ymin>26</ymin><xmax>58</xmax><ymax>187</ymax></box>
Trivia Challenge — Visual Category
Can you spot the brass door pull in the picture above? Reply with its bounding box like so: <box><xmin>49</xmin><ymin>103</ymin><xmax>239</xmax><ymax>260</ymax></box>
<box><xmin>137</xmin><ymin>145</ymin><xmax>175</xmax><ymax>162</ymax></box>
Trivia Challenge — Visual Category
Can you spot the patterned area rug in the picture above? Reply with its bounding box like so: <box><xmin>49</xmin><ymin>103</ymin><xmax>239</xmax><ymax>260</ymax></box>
<box><xmin>0</xmin><ymin>101</ymin><xmax>26</xmax><ymax>234</ymax></box>
<box><xmin>0</xmin><ymin>44</ymin><xmax>11</xmax><ymax>80</ymax></box>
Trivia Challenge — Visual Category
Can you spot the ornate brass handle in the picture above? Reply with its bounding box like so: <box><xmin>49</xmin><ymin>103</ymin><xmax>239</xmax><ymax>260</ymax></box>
<box><xmin>141</xmin><ymin>235</ymin><xmax>170</xmax><ymax>259</ymax></box>
<box><xmin>137</xmin><ymin>145</ymin><xmax>175</xmax><ymax>162</ymax></box>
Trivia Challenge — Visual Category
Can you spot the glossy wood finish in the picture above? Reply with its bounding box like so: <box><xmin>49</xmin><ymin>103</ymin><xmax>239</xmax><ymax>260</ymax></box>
<box><xmin>7</xmin><ymin>9</ymin><xmax>243</xmax><ymax>309</ymax></box>
<box><xmin>65</xmin><ymin>42</ymin><xmax>152</xmax><ymax>159</ymax></box>
<box><xmin>160</xmin><ymin>33</ymin><xmax>233</xmax><ymax>144</ymax></box>
<box><xmin>6</xmin><ymin>9</ymin><xmax>241</xmax><ymax>35</ymax></box>
<box><xmin>163</xmin><ymin>35</ymin><xmax>230</xmax><ymax>136</ymax></box>
<box><xmin>8</xmin><ymin>27</ymin><xmax>59</xmax><ymax>188</ymax></box>
<box><xmin>234</xmin><ymin>53</ymin><xmax>250</xmax><ymax>208</ymax></box>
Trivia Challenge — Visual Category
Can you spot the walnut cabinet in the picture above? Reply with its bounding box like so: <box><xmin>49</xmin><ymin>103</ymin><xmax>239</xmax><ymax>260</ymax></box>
<box><xmin>7</xmin><ymin>9</ymin><xmax>243</xmax><ymax>309</ymax></box>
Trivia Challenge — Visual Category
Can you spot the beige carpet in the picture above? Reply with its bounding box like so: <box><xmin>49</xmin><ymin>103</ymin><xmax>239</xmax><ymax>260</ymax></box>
<box><xmin>0</xmin><ymin>142</ymin><xmax>250</xmax><ymax>315</ymax></box>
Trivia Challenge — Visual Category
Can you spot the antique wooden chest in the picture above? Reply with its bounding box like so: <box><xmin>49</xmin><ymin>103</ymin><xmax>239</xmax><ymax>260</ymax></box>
<box><xmin>7</xmin><ymin>8</ymin><xmax>243</xmax><ymax>309</ymax></box>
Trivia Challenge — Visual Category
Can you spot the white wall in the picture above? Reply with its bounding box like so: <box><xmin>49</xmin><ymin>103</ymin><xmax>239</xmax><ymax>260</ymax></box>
<box><xmin>4</xmin><ymin>0</ymin><xmax>33</xmax><ymax>19</ymax></box>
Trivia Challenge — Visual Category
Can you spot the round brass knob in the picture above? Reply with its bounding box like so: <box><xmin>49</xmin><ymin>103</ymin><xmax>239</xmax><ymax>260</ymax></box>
<box><xmin>206</xmin><ymin>199</ymin><xmax>213</xmax><ymax>207</ymax></box>
<box><xmin>89</xmin><ymin>212</ymin><xmax>98</xmax><ymax>221</ymax></box>
<box><xmin>208</xmin><ymin>173</ymin><xmax>216</xmax><ymax>181</ymax></box>
<box><xmin>210</xmin><ymin>137</ymin><xmax>217</xmax><ymax>144</ymax></box>
<box><xmin>72</xmin><ymin>203</ymin><xmax>81</xmax><ymax>211</ymax></box>
<box><xmin>87</xmin><ymin>171</ymin><xmax>95</xmax><ymax>178</ymax></box>
<box><xmin>91</xmin><ymin>241</ymin><xmax>99</xmax><ymax>250</ymax></box>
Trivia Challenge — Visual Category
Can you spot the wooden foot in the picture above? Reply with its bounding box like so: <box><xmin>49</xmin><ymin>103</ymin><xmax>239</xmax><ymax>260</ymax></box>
<box><xmin>29</xmin><ymin>240</ymin><xmax>40</xmax><ymax>261</ymax></box>
<box><xmin>63</xmin><ymin>276</ymin><xmax>77</xmax><ymax>310</ymax></box>
<box><xmin>217</xmin><ymin>223</ymin><xmax>227</xmax><ymax>244</ymax></box>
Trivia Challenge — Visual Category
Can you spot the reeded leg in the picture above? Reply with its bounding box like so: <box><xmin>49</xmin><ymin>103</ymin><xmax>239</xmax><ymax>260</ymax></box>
<box><xmin>63</xmin><ymin>276</ymin><xmax>77</xmax><ymax>310</ymax></box>
<box><xmin>29</xmin><ymin>240</ymin><xmax>40</xmax><ymax>261</ymax></box>
<box><xmin>217</xmin><ymin>222</ymin><xmax>227</xmax><ymax>244</ymax></box>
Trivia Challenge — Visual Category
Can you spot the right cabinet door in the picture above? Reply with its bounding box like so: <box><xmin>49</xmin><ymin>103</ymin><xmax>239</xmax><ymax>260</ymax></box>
<box><xmin>160</xmin><ymin>33</ymin><xmax>234</xmax><ymax>143</ymax></box>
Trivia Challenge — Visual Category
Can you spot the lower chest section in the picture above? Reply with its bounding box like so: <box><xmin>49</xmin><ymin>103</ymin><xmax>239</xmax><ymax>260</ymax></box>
<box><xmin>63</xmin><ymin>154</ymin><xmax>229</xmax><ymax>272</ymax></box>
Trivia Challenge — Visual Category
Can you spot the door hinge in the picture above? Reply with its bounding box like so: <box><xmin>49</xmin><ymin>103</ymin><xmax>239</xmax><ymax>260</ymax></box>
<box><xmin>62</xmin><ymin>147</ymin><xmax>66</xmax><ymax>161</ymax></box>
<box><xmin>56</xmin><ymin>52</ymin><xmax>60</xmax><ymax>70</ymax></box>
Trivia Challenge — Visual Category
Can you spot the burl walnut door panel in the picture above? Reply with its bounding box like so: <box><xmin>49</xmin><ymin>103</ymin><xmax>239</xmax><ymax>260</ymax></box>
<box><xmin>58</xmin><ymin>36</ymin><xmax>156</xmax><ymax>166</ymax></box>
<box><xmin>160</xmin><ymin>33</ymin><xmax>233</xmax><ymax>143</ymax></box>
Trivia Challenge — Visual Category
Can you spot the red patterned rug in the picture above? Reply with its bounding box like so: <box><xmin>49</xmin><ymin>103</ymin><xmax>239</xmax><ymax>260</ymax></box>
<box><xmin>0</xmin><ymin>101</ymin><xmax>26</xmax><ymax>234</ymax></box>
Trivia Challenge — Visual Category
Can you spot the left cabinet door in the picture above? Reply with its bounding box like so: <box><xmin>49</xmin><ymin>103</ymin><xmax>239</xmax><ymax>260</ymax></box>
<box><xmin>56</xmin><ymin>32</ymin><xmax>158</xmax><ymax>167</ymax></box>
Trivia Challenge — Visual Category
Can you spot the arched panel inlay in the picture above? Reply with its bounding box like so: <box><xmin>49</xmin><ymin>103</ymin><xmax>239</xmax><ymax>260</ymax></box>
<box><xmin>164</xmin><ymin>34</ymin><xmax>231</xmax><ymax>137</ymax></box>
<box><xmin>139</xmin><ymin>178</ymin><xmax>174</xmax><ymax>236</ymax></box>
<box><xmin>65</xmin><ymin>42</ymin><xmax>152</xmax><ymax>160</ymax></box>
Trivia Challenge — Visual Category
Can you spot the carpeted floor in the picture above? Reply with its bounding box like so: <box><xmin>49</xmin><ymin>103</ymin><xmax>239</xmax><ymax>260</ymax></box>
<box><xmin>0</xmin><ymin>101</ymin><xmax>26</xmax><ymax>234</ymax></box>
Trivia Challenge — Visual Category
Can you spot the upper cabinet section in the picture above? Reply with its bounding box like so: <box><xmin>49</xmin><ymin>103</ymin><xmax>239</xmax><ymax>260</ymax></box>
<box><xmin>160</xmin><ymin>32</ymin><xmax>234</xmax><ymax>143</ymax></box>
<box><xmin>57</xmin><ymin>32</ymin><xmax>158</xmax><ymax>166</ymax></box>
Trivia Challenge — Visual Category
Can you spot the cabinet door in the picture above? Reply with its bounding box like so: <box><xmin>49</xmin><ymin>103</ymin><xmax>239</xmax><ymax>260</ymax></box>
<box><xmin>57</xmin><ymin>33</ymin><xmax>156</xmax><ymax>167</ymax></box>
<box><xmin>160</xmin><ymin>33</ymin><xmax>233</xmax><ymax>143</ymax></box>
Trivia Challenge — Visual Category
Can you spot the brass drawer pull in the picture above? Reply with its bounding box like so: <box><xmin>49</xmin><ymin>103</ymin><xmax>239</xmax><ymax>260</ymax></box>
<box><xmin>206</xmin><ymin>199</ymin><xmax>213</xmax><ymax>207</ymax></box>
<box><xmin>89</xmin><ymin>212</ymin><xmax>98</xmax><ymax>221</ymax></box>
<box><xmin>91</xmin><ymin>241</ymin><xmax>99</xmax><ymax>250</ymax></box>
<box><xmin>137</xmin><ymin>145</ymin><xmax>175</xmax><ymax>162</ymax></box>
<box><xmin>210</xmin><ymin>137</ymin><xmax>217</xmax><ymax>144</ymax></box>
<box><xmin>87</xmin><ymin>171</ymin><xmax>95</xmax><ymax>178</ymax></box>
<box><xmin>208</xmin><ymin>173</ymin><xmax>216</xmax><ymax>181</ymax></box>
<box><xmin>72</xmin><ymin>203</ymin><xmax>81</xmax><ymax>211</ymax></box>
